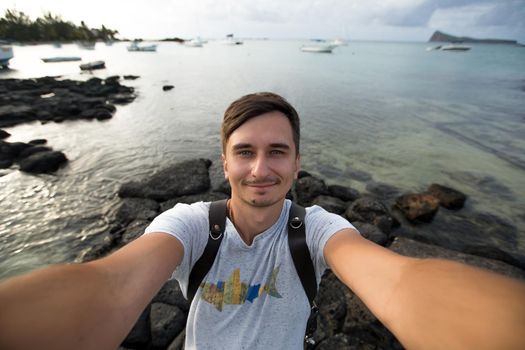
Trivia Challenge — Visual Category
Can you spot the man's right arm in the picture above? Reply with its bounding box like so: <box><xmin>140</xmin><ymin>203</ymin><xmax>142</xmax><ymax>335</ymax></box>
<box><xmin>325</xmin><ymin>229</ymin><xmax>525</xmax><ymax>349</ymax></box>
<box><xmin>0</xmin><ymin>232</ymin><xmax>183</xmax><ymax>350</ymax></box>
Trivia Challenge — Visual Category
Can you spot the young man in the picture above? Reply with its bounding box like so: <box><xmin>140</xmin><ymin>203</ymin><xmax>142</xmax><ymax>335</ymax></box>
<box><xmin>0</xmin><ymin>92</ymin><xmax>524</xmax><ymax>350</ymax></box>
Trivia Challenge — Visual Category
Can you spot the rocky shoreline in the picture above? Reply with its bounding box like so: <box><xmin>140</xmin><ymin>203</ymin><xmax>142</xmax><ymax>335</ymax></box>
<box><xmin>0</xmin><ymin>133</ymin><xmax>68</xmax><ymax>173</ymax></box>
<box><xmin>0</xmin><ymin>76</ymin><xmax>137</xmax><ymax>174</ymax></box>
<box><xmin>78</xmin><ymin>158</ymin><xmax>525</xmax><ymax>350</ymax></box>
<box><xmin>0</xmin><ymin>76</ymin><xmax>136</xmax><ymax>128</ymax></box>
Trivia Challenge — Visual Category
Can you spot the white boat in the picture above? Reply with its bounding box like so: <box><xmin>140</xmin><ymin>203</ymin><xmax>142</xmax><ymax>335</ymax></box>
<box><xmin>185</xmin><ymin>38</ymin><xmax>203</xmax><ymax>47</ymax></box>
<box><xmin>331</xmin><ymin>38</ymin><xmax>347</xmax><ymax>46</ymax></box>
<box><xmin>0</xmin><ymin>44</ymin><xmax>14</xmax><ymax>68</ymax></box>
<box><xmin>80</xmin><ymin>60</ymin><xmax>105</xmax><ymax>70</ymax></box>
<box><xmin>440</xmin><ymin>44</ymin><xmax>471</xmax><ymax>51</ymax></box>
<box><xmin>42</xmin><ymin>56</ymin><xmax>81</xmax><ymax>63</ymax></box>
<box><xmin>300</xmin><ymin>44</ymin><xmax>337</xmax><ymax>53</ymax></box>
<box><xmin>127</xmin><ymin>41</ymin><xmax>157</xmax><ymax>52</ymax></box>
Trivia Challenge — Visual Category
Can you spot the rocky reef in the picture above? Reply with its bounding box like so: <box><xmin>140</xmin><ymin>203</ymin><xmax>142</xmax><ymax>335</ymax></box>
<box><xmin>0</xmin><ymin>76</ymin><xmax>136</xmax><ymax>128</ymax></box>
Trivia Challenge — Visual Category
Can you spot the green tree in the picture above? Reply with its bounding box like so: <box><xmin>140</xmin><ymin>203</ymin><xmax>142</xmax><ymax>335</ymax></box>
<box><xmin>0</xmin><ymin>9</ymin><xmax>119</xmax><ymax>42</ymax></box>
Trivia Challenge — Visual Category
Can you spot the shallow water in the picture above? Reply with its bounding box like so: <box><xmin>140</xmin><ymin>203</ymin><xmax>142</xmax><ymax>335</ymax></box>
<box><xmin>1</xmin><ymin>40</ymin><xmax>524</xmax><ymax>278</ymax></box>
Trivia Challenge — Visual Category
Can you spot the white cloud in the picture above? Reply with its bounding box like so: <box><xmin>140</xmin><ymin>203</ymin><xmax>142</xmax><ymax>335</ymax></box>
<box><xmin>1</xmin><ymin>0</ymin><xmax>523</xmax><ymax>41</ymax></box>
<box><xmin>428</xmin><ymin>4</ymin><xmax>493</xmax><ymax>29</ymax></box>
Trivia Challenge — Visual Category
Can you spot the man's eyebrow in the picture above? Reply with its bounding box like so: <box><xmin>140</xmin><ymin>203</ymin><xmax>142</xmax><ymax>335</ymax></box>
<box><xmin>269</xmin><ymin>143</ymin><xmax>291</xmax><ymax>150</ymax></box>
<box><xmin>231</xmin><ymin>143</ymin><xmax>253</xmax><ymax>150</ymax></box>
<box><xmin>231</xmin><ymin>143</ymin><xmax>291</xmax><ymax>150</ymax></box>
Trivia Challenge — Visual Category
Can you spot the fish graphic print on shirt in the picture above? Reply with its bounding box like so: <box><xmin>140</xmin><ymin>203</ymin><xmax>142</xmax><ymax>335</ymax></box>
<box><xmin>199</xmin><ymin>266</ymin><xmax>282</xmax><ymax>311</ymax></box>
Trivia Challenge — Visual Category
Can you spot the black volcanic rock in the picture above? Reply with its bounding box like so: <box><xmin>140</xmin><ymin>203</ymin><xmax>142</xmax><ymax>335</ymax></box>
<box><xmin>0</xmin><ymin>129</ymin><xmax>10</xmax><ymax>139</ymax></box>
<box><xmin>395</xmin><ymin>193</ymin><xmax>440</xmax><ymax>223</ymax></box>
<box><xmin>119</xmin><ymin>158</ymin><xmax>211</xmax><ymax>201</ymax></box>
<box><xmin>28</xmin><ymin>139</ymin><xmax>47</xmax><ymax>145</ymax></box>
<box><xmin>17</xmin><ymin>145</ymin><xmax>52</xmax><ymax>159</ymax></box>
<box><xmin>294</xmin><ymin>175</ymin><xmax>327</xmax><ymax>206</ymax></box>
<box><xmin>327</xmin><ymin>184</ymin><xmax>360</xmax><ymax>202</ymax></box>
<box><xmin>18</xmin><ymin>150</ymin><xmax>68</xmax><ymax>173</ymax></box>
<box><xmin>0</xmin><ymin>77</ymin><xmax>136</xmax><ymax>127</ymax></box>
<box><xmin>312</xmin><ymin>195</ymin><xmax>347</xmax><ymax>214</ymax></box>
<box><xmin>427</xmin><ymin>183</ymin><xmax>467</xmax><ymax>210</ymax></box>
<box><xmin>347</xmin><ymin>196</ymin><xmax>394</xmax><ymax>233</ymax></box>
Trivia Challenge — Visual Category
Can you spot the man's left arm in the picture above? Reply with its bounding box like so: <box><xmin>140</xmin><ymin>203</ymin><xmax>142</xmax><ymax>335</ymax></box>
<box><xmin>324</xmin><ymin>228</ymin><xmax>525</xmax><ymax>350</ymax></box>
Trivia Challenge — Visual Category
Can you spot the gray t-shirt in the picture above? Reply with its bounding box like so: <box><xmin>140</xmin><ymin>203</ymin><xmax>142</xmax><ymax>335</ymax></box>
<box><xmin>145</xmin><ymin>199</ymin><xmax>355</xmax><ymax>349</ymax></box>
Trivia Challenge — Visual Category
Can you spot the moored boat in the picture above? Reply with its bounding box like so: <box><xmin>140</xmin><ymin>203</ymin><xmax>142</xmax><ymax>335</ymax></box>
<box><xmin>0</xmin><ymin>43</ymin><xmax>14</xmax><ymax>68</ymax></box>
<box><xmin>331</xmin><ymin>38</ymin><xmax>347</xmax><ymax>46</ymax></box>
<box><xmin>79</xmin><ymin>60</ymin><xmax>105</xmax><ymax>70</ymax></box>
<box><xmin>300</xmin><ymin>44</ymin><xmax>337</xmax><ymax>53</ymax></box>
<box><xmin>440</xmin><ymin>44</ymin><xmax>471</xmax><ymax>51</ymax></box>
<box><xmin>42</xmin><ymin>56</ymin><xmax>82</xmax><ymax>63</ymax></box>
<box><xmin>185</xmin><ymin>38</ymin><xmax>204</xmax><ymax>47</ymax></box>
<box><xmin>127</xmin><ymin>41</ymin><xmax>157</xmax><ymax>52</ymax></box>
<box><xmin>221</xmin><ymin>34</ymin><xmax>243</xmax><ymax>45</ymax></box>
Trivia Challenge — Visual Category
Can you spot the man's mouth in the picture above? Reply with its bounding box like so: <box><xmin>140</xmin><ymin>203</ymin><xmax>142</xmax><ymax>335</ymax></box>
<box><xmin>243</xmin><ymin>179</ymin><xmax>280</xmax><ymax>188</ymax></box>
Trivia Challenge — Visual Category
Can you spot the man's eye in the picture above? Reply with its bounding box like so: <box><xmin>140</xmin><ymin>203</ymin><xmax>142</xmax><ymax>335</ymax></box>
<box><xmin>270</xmin><ymin>150</ymin><xmax>284</xmax><ymax>155</ymax></box>
<box><xmin>238</xmin><ymin>150</ymin><xmax>253</xmax><ymax>157</ymax></box>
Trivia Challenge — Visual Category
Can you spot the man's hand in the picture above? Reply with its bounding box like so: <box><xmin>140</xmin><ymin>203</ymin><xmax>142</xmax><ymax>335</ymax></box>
<box><xmin>0</xmin><ymin>232</ymin><xmax>183</xmax><ymax>350</ymax></box>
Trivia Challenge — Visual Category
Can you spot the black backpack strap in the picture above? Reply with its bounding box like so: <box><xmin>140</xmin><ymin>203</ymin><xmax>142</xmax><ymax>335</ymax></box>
<box><xmin>187</xmin><ymin>199</ymin><xmax>228</xmax><ymax>301</ymax></box>
<box><xmin>287</xmin><ymin>202</ymin><xmax>317</xmax><ymax>308</ymax></box>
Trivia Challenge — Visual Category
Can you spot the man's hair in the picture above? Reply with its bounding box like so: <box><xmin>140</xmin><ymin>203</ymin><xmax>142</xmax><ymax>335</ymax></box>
<box><xmin>221</xmin><ymin>92</ymin><xmax>300</xmax><ymax>154</ymax></box>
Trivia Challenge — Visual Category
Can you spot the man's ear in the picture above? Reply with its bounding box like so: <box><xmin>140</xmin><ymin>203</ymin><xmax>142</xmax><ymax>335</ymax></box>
<box><xmin>294</xmin><ymin>154</ymin><xmax>301</xmax><ymax>179</ymax></box>
<box><xmin>222</xmin><ymin>153</ymin><xmax>228</xmax><ymax>179</ymax></box>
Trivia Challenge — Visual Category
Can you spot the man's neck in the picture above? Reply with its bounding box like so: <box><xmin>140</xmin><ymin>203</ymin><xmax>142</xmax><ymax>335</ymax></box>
<box><xmin>228</xmin><ymin>198</ymin><xmax>285</xmax><ymax>246</ymax></box>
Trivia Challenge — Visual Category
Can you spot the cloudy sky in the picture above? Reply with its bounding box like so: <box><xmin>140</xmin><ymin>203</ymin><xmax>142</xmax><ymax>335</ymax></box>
<box><xmin>2</xmin><ymin>0</ymin><xmax>524</xmax><ymax>42</ymax></box>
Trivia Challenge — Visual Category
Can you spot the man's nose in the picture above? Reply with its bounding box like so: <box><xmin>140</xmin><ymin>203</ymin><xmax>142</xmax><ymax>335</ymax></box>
<box><xmin>251</xmin><ymin>154</ymin><xmax>270</xmax><ymax>178</ymax></box>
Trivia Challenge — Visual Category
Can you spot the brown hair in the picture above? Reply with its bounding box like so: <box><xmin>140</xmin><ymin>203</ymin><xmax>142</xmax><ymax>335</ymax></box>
<box><xmin>221</xmin><ymin>92</ymin><xmax>300</xmax><ymax>154</ymax></box>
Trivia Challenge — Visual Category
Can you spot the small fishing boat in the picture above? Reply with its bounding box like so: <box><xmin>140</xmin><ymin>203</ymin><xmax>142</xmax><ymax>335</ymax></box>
<box><xmin>221</xmin><ymin>34</ymin><xmax>243</xmax><ymax>45</ymax></box>
<box><xmin>42</xmin><ymin>56</ymin><xmax>81</xmax><ymax>63</ymax></box>
<box><xmin>0</xmin><ymin>43</ymin><xmax>14</xmax><ymax>68</ymax></box>
<box><xmin>331</xmin><ymin>38</ymin><xmax>347</xmax><ymax>46</ymax></box>
<box><xmin>440</xmin><ymin>44</ymin><xmax>471</xmax><ymax>51</ymax></box>
<box><xmin>185</xmin><ymin>38</ymin><xmax>204</xmax><ymax>47</ymax></box>
<box><xmin>79</xmin><ymin>60</ymin><xmax>105</xmax><ymax>70</ymax></box>
<box><xmin>127</xmin><ymin>41</ymin><xmax>157</xmax><ymax>52</ymax></box>
<box><xmin>300</xmin><ymin>44</ymin><xmax>337</xmax><ymax>53</ymax></box>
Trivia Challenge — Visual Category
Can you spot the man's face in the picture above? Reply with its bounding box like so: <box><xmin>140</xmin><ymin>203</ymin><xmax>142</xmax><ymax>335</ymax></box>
<box><xmin>223</xmin><ymin>111</ymin><xmax>300</xmax><ymax>208</ymax></box>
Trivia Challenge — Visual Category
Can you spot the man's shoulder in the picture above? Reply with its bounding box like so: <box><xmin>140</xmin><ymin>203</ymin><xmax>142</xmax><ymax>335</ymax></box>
<box><xmin>158</xmin><ymin>201</ymin><xmax>211</xmax><ymax>220</ymax></box>
<box><xmin>303</xmin><ymin>202</ymin><xmax>330</xmax><ymax>217</ymax></box>
<box><xmin>145</xmin><ymin>201</ymin><xmax>211</xmax><ymax>236</ymax></box>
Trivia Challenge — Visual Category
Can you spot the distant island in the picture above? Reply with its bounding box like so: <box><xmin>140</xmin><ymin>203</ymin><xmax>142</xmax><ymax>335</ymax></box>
<box><xmin>429</xmin><ymin>30</ymin><xmax>517</xmax><ymax>44</ymax></box>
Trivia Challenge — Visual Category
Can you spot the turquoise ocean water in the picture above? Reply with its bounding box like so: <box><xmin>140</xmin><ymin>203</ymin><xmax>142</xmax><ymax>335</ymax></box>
<box><xmin>1</xmin><ymin>40</ymin><xmax>524</xmax><ymax>278</ymax></box>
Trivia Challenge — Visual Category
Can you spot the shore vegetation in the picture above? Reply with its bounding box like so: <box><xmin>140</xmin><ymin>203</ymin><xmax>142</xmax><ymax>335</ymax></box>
<box><xmin>0</xmin><ymin>9</ymin><xmax>118</xmax><ymax>42</ymax></box>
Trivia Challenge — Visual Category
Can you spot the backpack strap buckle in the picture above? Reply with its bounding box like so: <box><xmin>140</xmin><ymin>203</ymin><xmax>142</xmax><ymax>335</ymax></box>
<box><xmin>210</xmin><ymin>224</ymin><xmax>223</xmax><ymax>240</ymax></box>
<box><xmin>290</xmin><ymin>216</ymin><xmax>303</xmax><ymax>229</ymax></box>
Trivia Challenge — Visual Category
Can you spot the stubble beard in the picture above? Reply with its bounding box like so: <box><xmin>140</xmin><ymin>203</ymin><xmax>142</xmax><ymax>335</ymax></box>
<box><xmin>237</xmin><ymin>177</ymin><xmax>289</xmax><ymax>208</ymax></box>
<box><xmin>245</xmin><ymin>196</ymin><xmax>282</xmax><ymax>208</ymax></box>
